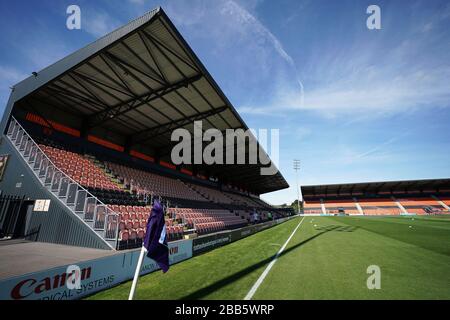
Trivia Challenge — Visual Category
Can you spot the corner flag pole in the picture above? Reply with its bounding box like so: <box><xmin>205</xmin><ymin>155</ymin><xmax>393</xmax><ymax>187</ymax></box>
<box><xmin>128</xmin><ymin>246</ymin><xmax>147</xmax><ymax>300</ymax></box>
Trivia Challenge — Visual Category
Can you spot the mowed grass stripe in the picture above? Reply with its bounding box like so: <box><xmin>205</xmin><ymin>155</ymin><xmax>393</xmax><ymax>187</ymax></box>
<box><xmin>331</xmin><ymin>216</ymin><xmax>450</xmax><ymax>256</ymax></box>
<box><xmin>87</xmin><ymin>217</ymin><xmax>301</xmax><ymax>300</ymax></box>
<box><xmin>386</xmin><ymin>215</ymin><xmax>450</xmax><ymax>231</ymax></box>
<box><xmin>353</xmin><ymin>215</ymin><xmax>450</xmax><ymax>230</ymax></box>
<box><xmin>252</xmin><ymin>216</ymin><xmax>450</xmax><ymax>300</ymax></box>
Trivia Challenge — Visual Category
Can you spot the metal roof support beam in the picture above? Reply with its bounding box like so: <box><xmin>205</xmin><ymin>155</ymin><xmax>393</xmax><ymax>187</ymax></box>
<box><xmin>92</xmin><ymin>54</ymin><xmax>166</xmax><ymax>128</ymax></box>
<box><xmin>157</xmin><ymin>14</ymin><xmax>239</xmax><ymax>130</ymax></box>
<box><xmin>158</xmin><ymin>95</ymin><xmax>187</xmax><ymax>118</ymax></box>
<box><xmin>99</xmin><ymin>53</ymin><xmax>177</xmax><ymax>129</ymax></box>
<box><xmin>171</xmin><ymin>91</ymin><xmax>218</xmax><ymax>130</ymax></box>
<box><xmin>65</xmin><ymin>74</ymin><xmax>113</xmax><ymax>108</ymax></box>
<box><xmin>72</xmin><ymin>70</ymin><xmax>133</xmax><ymax>98</ymax></box>
<box><xmin>104</xmin><ymin>51</ymin><xmax>166</xmax><ymax>87</ymax></box>
<box><xmin>86</xmin><ymin>61</ymin><xmax>132</xmax><ymax>94</ymax></box>
<box><xmin>53</xmin><ymin>79</ymin><xmax>110</xmax><ymax>110</ymax></box>
<box><xmin>104</xmin><ymin>51</ymin><xmax>158</xmax><ymax>94</ymax></box>
<box><xmin>97</xmin><ymin>55</ymin><xmax>135</xmax><ymax>93</ymax></box>
<box><xmin>41</xmin><ymin>88</ymin><xmax>103</xmax><ymax>114</ymax></box>
<box><xmin>142</xmin><ymin>27</ymin><xmax>228</xmax><ymax>132</ymax></box>
<box><xmin>71</xmin><ymin>72</ymin><xmax>154</xmax><ymax>130</ymax></box>
<box><xmin>143</xmin><ymin>28</ymin><xmax>234</xmax><ymax>130</ymax></box>
<box><xmin>141</xmin><ymin>28</ymin><xmax>199</xmax><ymax>73</ymax></box>
<box><xmin>120</xmin><ymin>41</ymin><xmax>168</xmax><ymax>86</ymax></box>
<box><xmin>190</xmin><ymin>83</ymin><xmax>234</xmax><ymax>129</ymax></box>
<box><xmin>43</xmin><ymin>87</ymin><xmax>148</xmax><ymax>132</ymax></box>
<box><xmin>132</xmin><ymin>106</ymin><xmax>228</xmax><ymax>145</ymax></box>
<box><xmin>141</xmin><ymin>29</ymin><xmax>191</xmax><ymax>86</ymax></box>
<box><xmin>137</xmin><ymin>31</ymin><xmax>168</xmax><ymax>83</ymax></box>
<box><xmin>46</xmin><ymin>85</ymin><xmax>108</xmax><ymax>110</ymax></box>
<box><xmin>88</xmin><ymin>73</ymin><xmax>202</xmax><ymax>128</ymax></box>
<box><xmin>51</xmin><ymin>77</ymin><xmax>102</xmax><ymax>107</ymax></box>
<box><xmin>72</xmin><ymin>76</ymin><xmax>159</xmax><ymax>130</ymax></box>
<box><xmin>28</xmin><ymin>95</ymin><xmax>84</xmax><ymax>117</ymax></box>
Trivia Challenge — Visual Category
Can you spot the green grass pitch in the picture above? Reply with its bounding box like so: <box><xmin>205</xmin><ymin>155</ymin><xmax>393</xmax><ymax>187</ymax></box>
<box><xmin>87</xmin><ymin>215</ymin><xmax>450</xmax><ymax>300</ymax></box>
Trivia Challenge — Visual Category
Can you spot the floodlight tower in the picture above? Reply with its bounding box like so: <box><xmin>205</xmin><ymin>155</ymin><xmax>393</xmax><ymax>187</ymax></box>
<box><xmin>293</xmin><ymin>159</ymin><xmax>301</xmax><ymax>215</ymax></box>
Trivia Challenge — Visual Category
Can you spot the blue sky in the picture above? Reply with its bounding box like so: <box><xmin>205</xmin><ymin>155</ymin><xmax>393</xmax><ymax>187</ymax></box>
<box><xmin>1</xmin><ymin>0</ymin><xmax>449</xmax><ymax>205</ymax></box>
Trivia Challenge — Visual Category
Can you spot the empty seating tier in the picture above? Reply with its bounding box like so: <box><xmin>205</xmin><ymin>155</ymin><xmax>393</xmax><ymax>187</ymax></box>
<box><xmin>303</xmin><ymin>201</ymin><xmax>322</xmax><ymax>214</ymax></box>
<box><xmin>40</xmin><ymin>145</ymin><xmax>121</xmax><ymax>191</ymax></box>
<box><xmin>323</xmin><ymin>200</ymin><xmax>360</xmax><ymax>215</ymax></box>
<box><xmin>187</xmin><ymin>183</ymin><xmax>235</xmax><ymax>204</ymax></box>
<box><xmin>106</xmin><ymin>162</ymin><xmax>207</xmax><ymax>202</ymax></box>
<box><xmin>31</xmin><ymin>138</ymin><xmax>287</xmax><ymax>249</ymax></box>
<box><xmin>114</xmin><ymin>204</ymin><xmax>184</xmax><ymax>250</ymax></box>
<box><xmin>88</xmin><ymin>187</ymin><xmax>145</xmax><ymax>206</ymax></box>
<box><xmin>398</xmin><ymin>197</ymin><xmax>447</xmax><ymax>215</ymax></box>
<box><xmin>356</xmin><ymin>198</ymin><xmax>401</xmax><ymax>216</ymax></box>
<box><xmin>167</xmin><ymin>208</ymin><xmax>246</xmax><ymax>234</ymax></box>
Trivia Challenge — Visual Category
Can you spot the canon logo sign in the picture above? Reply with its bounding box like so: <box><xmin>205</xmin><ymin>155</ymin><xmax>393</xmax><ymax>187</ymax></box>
<box><xmin>10</xmin><ymin>267</ymin><xmax>92</xmax><ymax>300</ymax></box>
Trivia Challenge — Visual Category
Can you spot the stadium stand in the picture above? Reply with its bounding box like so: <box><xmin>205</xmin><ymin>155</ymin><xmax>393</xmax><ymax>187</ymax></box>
<box><xmin>323</xmin><ymin>199</ymin><xmax>361</xmax><ymax>215</ymax></box>
<box><xmin>357</xmin><ymin>198</ymin><xmax>401</xmax><ymax>216</ymax></box>
<box><xmin>0</xmin><ymin>8</ymin><xmax>291</xmax><ymax>252</ymax></box>
<box><xmin>4</xmin><ymin>118</ymin><xmax>289</xmax><ymax>250</ymax></box>
<box><xmin>302</xmin><ymin>180</ymin><xmax>450</xmax><ymax>216</ymax></box>
<box><xmin>397</xmin><ymin>197</ymin><xmax>447</xmax><ymax>215</ymax></box>
<box><xmin>303</xmin><ymin>201</ymin><xmax>323</xmax><ymax>215</ymax></box>
<box><xmin>440</xmin><ymin>197</ymin><xmax>450</xmax><ymax>206</ymax></box>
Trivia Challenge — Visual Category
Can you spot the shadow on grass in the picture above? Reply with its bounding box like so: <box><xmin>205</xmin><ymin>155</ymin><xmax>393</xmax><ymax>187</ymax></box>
<box><xmin>331</xmin><ymin>216</ymin><xmax>450</xmax><ymax>256</ymax></box>
<box><xmin>315</xmin><ymin>225</ymin><xmax>358</xmax><ymax>232</ymax></box>
<box><xmin>180</xmin><ymin>225</ymin><xmax>353</xmax><ymax>299</ymax></box>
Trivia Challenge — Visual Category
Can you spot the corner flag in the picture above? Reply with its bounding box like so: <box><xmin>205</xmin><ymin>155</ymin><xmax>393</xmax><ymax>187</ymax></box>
<box><xmin>128</xmin><ymin>200</ymin><xmax>169</xmax><ymax>300</ymax></box>
<box><xmin>143</xmin><ymin>200</ymin><xmax>169</xmax><ymax>272</ymax></box>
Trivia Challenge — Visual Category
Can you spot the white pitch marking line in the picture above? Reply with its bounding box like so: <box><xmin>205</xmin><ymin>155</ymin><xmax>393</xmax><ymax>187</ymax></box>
<box><xmin>244</xmin><ymin>217</ymin><xmax>306</xmax><ymax>300</ymax></box>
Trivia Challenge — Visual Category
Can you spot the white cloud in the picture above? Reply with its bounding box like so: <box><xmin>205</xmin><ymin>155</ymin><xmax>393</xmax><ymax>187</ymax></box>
<box><xmin>220</xmin><ymin>1</ymin><xmax>293</xmax><ymax>66</ymax></box>
<box><xmin>356</xmin><ymin>139</ymin><xmax>397</xmax><ymax>159</ymax></box>
<box><xmin>219</xmin><ymin>0</ymin><xmax>305</xmax><ymax>105</ymax></box>
<box><xmin>228</xmin><ymin>2</ymin><xmax>450</xmax><ymax>119</ymax></box>
<box><xmin>0</xmin><ymin>65</ymin><xmax>28</xmax><ymax>113</ymax></box>
<box><xmin>237</xmin><ymin>106</ymin><xmax>287</xmax><ymax>117</ymax></box>
<box><xmin>241</xmin><ymin>41</ymin><xmax>450</xmax><ymax>118</ymax></box>
<box><xmin>281</xmin><ymin>66</ymin><xmax>450</xmax><ymax>115</ymax></box>
<box><xmin>83</xmin><ymin>10</ymin><xmax>122</xmax><ymax>38</ymax></box>
<box><xmin>25</xmin><ymin>43</ymin><xmax>70</xmax><ymax>72</ymax></box>
<box><xmin>0</xmin><ymin>66</ymin><xmax>27</xmax><ymax>87</ymax></box>
<box><xmin>162</xmin><ymin>0</ymin><xmax>304</xmax><ymax>109</ymax></box>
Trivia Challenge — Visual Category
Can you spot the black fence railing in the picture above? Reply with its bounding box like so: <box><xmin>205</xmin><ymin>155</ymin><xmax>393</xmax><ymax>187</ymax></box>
<box><xmin>0</xmin><ymin>194</ymin><xmax>28</xmax><ymax>239</ymax></box>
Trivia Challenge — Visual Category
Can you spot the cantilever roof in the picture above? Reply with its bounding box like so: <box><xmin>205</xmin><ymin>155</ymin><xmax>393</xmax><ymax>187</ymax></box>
<box><xmin>3</xmin><ymin>7</ymin><xmax>288</xmax><ymax>194</ymax></box>
<box><xmin>302</xmin><ymin>178</ymin><xmax>450</xmax><ymax>199</ymax></box>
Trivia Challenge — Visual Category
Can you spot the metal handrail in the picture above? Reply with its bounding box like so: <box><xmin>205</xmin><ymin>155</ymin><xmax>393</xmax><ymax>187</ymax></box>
<box><xmin>7</xmin><ymin>117</ymin><xmax>120</xmax><ymax>246</ymax></box>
